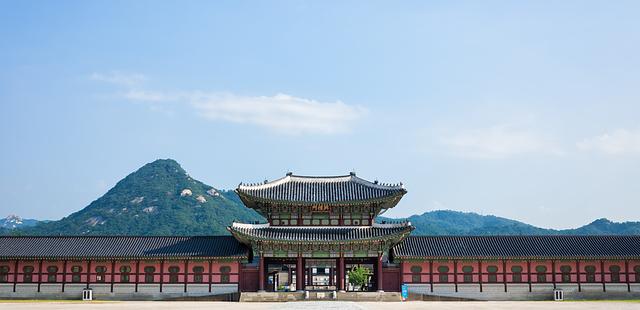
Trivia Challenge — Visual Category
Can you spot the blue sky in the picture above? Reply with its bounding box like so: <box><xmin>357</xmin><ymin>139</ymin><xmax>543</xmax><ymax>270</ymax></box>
<box><xmin>1</xmin><ymin>1</ymin><xmax>639</xmax><ymax>228</ymax></box>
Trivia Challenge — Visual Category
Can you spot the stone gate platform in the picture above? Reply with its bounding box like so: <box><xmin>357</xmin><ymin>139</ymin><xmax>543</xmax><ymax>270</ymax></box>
<box><xmin>239</xmin><ymin>291</ymin><xmax>402</xmax><ymax>302</ymax></box>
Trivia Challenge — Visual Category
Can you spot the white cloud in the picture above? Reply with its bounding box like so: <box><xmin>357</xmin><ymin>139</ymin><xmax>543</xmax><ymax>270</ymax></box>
<box><xmin>89</xmin><ymin>72</ymin><xmax>147</xmax><ymax>87</ymax></box>
<box><xmin>577</xmin><ymin>129</ymin><xmax>640</xmax><ymax>155</ymax></box>
<box><xmin>91</xmin><ymin>72</ymin><xmax>366</xmax><ymax>134</ymax></box>
<box><xmin>190</xmin><ymin>93</ymin><xmax>365</xmax><ymax>134</ymax></box>
<box><xmin>440</xmin><ymin>126</ymin><xmax>561</xmax><ymax>159</ymax></box>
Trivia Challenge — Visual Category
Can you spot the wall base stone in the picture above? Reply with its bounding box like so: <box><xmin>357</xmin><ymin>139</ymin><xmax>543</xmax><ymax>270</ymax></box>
<box><xmin>0</xmin><ymin>283</ymin><xmax>239</xmax><ymax>301</ymax></box>
<box><xmin>406</xmin><ymin>283</ymin><xmax>640</xmax><ymax>301</ymax></box>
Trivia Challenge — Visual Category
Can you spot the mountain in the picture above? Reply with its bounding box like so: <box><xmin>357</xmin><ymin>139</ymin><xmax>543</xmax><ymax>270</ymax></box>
<box><xmin>0</xmin><ymin>215</ymin><xmax>40</xmax><ymax>230</ymax></box>
<box><xmin>15</xmin><ymin>159</ymin><xmax>263</xmax><ymax>236</ymax></box>
<box><xmin>564</xmin><ymin>218</ymin><xmax>640</xmax><ymax>235</ymax></box>
<box><xmin>379</xmin><ymin>210</ymin><xmax>640</xmax><ymax>235</ymax></box>
<box><xmin>4</xmin><ymin>159</ymin><xmax>639</xmax><ymax>236</ymax></box>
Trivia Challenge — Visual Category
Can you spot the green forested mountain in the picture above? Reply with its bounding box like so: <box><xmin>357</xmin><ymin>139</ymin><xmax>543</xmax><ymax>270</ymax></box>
<box><xmin>14</xmin><ymin>159</ymin><xmax>263</xmax><ymax>236</ymax></box>
<box><xmin>379</xmin><ymin>210</ymin><xmax>640</xmax><ymax>235</ymax></box>
<box><xmin>3</xmin><ymin>159</ymin><xmax>640</xmax><ymax>236</ymax></box>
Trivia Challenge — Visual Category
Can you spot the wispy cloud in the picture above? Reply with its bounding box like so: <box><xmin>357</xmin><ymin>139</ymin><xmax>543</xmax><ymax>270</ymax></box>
<box><xmin>440</xmin><ymin>126</ymin><xmax>561</xmax><ymax>159</ymax></box>
<box><xmin>91</xmin><ymin>72</ymin><xmax>366</xmax><ymax>134</ymax></box>
<box><xmin>577</xmin><ymin>129</ymin><xmax>640</xmax><ymax>155</ymax></box>
<box><xmin>89</xmin><ymin>71</ymin><xmax>147</xmax><ymax>87</ymax></box>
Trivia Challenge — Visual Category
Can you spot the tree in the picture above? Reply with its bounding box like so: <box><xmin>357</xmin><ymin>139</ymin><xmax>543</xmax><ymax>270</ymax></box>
<box><xmin>348</xmin><ymin>266</ymin><xmax>370</xmax><ymax>291</ymax></box>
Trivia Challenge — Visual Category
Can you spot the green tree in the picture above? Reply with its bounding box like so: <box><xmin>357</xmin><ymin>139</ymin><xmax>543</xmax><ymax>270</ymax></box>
<box><xmin>348</xmin><ymin>266</ymin><xmax>370</xmax><ymax>291</ymax></box>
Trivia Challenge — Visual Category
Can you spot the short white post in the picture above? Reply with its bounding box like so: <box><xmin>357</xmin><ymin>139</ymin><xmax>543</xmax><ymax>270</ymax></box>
<box><xmin>82</xmin><ymin>288</ymin><xmax>93</xmax><ymax>301</ymax></box>
<box><xmin>553</xmin><ymin>289</ymin><xmax>563</xmax><ymax>301</ymax></box>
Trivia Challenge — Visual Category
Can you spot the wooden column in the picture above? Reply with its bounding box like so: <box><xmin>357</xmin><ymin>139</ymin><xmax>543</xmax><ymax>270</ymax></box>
<box><xmin>527</xmin><ymin>260</ymin><xmax>532</xmax><ymax>292</ymax></box>
<box><xmin>184</xmin><ymin>259</ymin><xmax>188</xmax><ymax>293</ymax></box>
<box><xmin>159</xmin><ymin>260</ymin><xmax>164</xmax><ymax>292</ymax></box>
<box><xmin>502</xmin><ymin>259</ymin><xmax>507</xmax><ymax>292</ymax></box>
<box><xmin>601</xmin><ymin>260</ymin><xmax>606</xmax><ymax>292</ymax></box>
<box><xmin>399</xmin><ymin>260</ymin><xmax>405</xmax><ymax>292</ymax></box>
<box><xmin>453</xmin><ymin>260</ymin><xmax>458</xmax><ymax>292</ymax></box>
<box><xmin>377</xmin><ymin>252</ymin><xmax>384</xmax><ymax>291</ymax></box>
<box><xmin>208</xmin><ymin>260</ymin><xmax>213</xmax><ymax>293</ymax></box>
<box><xmin>339</xmin><ymin>255</ymin><xmax>345</xmax><ymax>291</ymax></box>
<box><xmin>258</xmin><ymin>255</ymin><xmax>265</xmax><ymax>292</ymax></box>
<box><xmin>478</xmin><ymin>260</ymin><xmax>483</xmax><ymax>292</ymax></box>
<box><xmin>12</xmin><ymin>260</ymin><xmax>18</xmax><ymax>292</ymax></box>
<box><xmin>238</xmin><ymin>260</ymin><xmax>243</xmax><ymax>289</ymax></box>
<box><xmin>551</xmin><ymin>260</ymin><xmax>556</xmax><ymax>289</ymax></box>
<box><xmin>135</xmin><ymin>260</ymin><xmax>140</xmax><ymax>293</ymax></box>
<box><xmin>429</xmin><ymin>260</ymin><xmax>434</xmax><ymax>292</ymax></box>
<box><xmin>86</xmin><ymin>260</ymin><xmax>91</xmax><ymax>289</ymax></box>
<box><xmin>576</xmin><ymin>260</ymin><xmax>581</xmax><ymax>292</ymax></box>
<box><xmin>329</xmin><ymin>267</ymin><xmax>334</xmax><ymax>286</ymax></box>
<box><xmin>37</xmin><ymin>259</ymin><xmax>42</xmax><ymax>293</ymax></box>
<box><xmin>61</xmin><ymin>260</ymin><xmax>67</xmax><ymax>292</ymax></box>
<box><xmin>110</xmin><ymin>260</ymin><xmax>116</xmax><ymax>293</ymax></box>
<box><xmin>625</xmin><ymin>260</ymin><xmax>631</xmax><ymax>292</ymax></box>
<box><xmin>296</xmin><ymin>255</ymin><xmax>304</xmax><ymax>291</ymax></box>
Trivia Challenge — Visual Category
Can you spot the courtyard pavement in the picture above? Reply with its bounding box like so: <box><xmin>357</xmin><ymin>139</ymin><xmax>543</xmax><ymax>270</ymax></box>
<box><xmin>1</xmin><ymin>301</ymin><xmax>640</xmax><ymax>310</ymax></box>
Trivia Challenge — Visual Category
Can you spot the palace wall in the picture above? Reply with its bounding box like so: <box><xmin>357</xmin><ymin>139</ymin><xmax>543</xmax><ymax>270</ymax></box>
<box><xmin>0</xmin><ymin>259</ymin><xmax>241</xmax><ymax>300</ymax></box>
<box><xmin>401</xmin><ymin>259</ymin><xmax>640</xmax><ymax>300</ymax></box>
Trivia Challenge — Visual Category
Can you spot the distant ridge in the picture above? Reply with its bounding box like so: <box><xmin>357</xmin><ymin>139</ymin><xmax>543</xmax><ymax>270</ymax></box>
<box><xmin>379</xmin><ymin>210</ymin><xmax>640</xmax><ymax>235</ymax></box>
<box><xmin>3</xmin><ymin>159</ymin><xmax>639</xmax><ymax>236</ymax></box>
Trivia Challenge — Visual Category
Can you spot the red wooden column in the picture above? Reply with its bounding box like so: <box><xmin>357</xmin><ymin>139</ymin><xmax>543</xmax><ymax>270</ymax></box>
<box><xmin>576</xmin><ymin>260</ymin><xmax>581</xmax><ymax>292</ymax></box>
<box><xmin>551</xmin><ymin>260</ymin><xmax>556</xmax><ymax>289</ymax></box>
<box><xmin>37</xmin><ymin>259</ymin><xmax>43</xmax><ymax>293</ymax></box>
<box><xmin>61</xmin><ymin>260</ymin><xmax>67</xmax><ymax>292</ymax></box>
<box><xmin>526</xmin><ymin>260</ymin><xmax>532</xmax><ymax>292</ymax></box>
<box><xmin>338</xmin><ymin>255</ymin><xmax>345</xmax><ymax>291</ymax></box>
<box><xmin>377</xmin><ymin>252</ymin><xmax>384</xmax><ymax>292</ymax></box>
<box><xmin>625</xmin><ymin>260</ymin><xmax>631</xmax><ymax>292</ymax></box>
<box><xmin>502</xmin><ymin>259</ymin><xmax>507</xmax><ymax>292</ymax></box>
<box><xmin>600</xmin><ymin>260</ymin><xmax>606</xmax><ymax>292</ymax></box>
<box><xmin>478</xmin><ymin>260</ymin><xmax>483</xmax><ymax>292</ymax></box>
<box><xmin>329</xmin><ymin>268</ymin><xmax>334</xmax><ymax>286</ymax></box>
<box><xmin>134</xmin><ymin>260</ymin><xmax>140</xmax><ymax>293</ymax></box>
<box><xmin>86</xmin><ymin>260</ymin><xmax>91</xmax><ymax>289</ymax></box>
<box><xmin>258</xmin><ymin>254</ymin><xmax>265</xmax><ymax>292</ymax></box>
<box><xmin>296</xmin><ymin>254</ymin><xmax>304</xmax><ymax>291</ymax></box>
<box><xmin>208</xmin><ymin>260</ymin><xmax>213</xmax><ymax>293</ymax></box>
<box><xmin>110</xmin><ymin>260</ymin><xmax>116</xmax><ymax>293</ymax></box>
<box><xmin>453</xmin><ymin>260</ymin><xmax>458</xmax><ymax>292</ymax></box>
<box><xmin>184</xmin><ymin>259</ymin><xmax>189</xmax><ymax>293</ymax></box>
<box><xmin>429</xmin><ymin>260</ymin><xmax>434</xmax><ymax>292</ymax></box>
<box><xmin>12</xmin><ymin>260</ymin><xmax>18</xmax><ymax>293</ymax></box>
<box><xmin>159</xmin><ymin>260</ymin><xmax>164</xmax><ymax>292</ymax></box>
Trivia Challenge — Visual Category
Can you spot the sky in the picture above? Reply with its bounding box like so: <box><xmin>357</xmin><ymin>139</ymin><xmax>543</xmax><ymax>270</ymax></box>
<box><xmin>1</xmin><ymin>1</ymin><xmax>639</xmax><ymax>229</ymax></box>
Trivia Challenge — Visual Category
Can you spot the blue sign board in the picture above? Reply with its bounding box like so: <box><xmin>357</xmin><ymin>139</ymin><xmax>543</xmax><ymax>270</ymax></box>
<box><xmin>401</xmin><ymin>284</ymin><xmax>408</xmax><ymax>300</ymax></box>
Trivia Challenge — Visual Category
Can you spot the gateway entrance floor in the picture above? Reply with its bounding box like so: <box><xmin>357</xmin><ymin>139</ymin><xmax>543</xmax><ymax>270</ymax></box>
<box><xmin>239</xmin><ymin>291</ymin><xmax>402</xmax><ymax>302</ymax></box>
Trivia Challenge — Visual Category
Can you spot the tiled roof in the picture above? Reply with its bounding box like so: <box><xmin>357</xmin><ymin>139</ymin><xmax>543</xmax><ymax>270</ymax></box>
<box><xmin>0</xmin><ymin>236</ymin><xmax>248</xmax><ymax>259</ymax></box>
<box><xmin>236</xmin><ymin>173</ymin><xmax>406</xmax><ymax>205</ymax></box>
<box><xmin>393</xmin><ymin>235</ymin><xmax>640</xmax><ymax>259</ymax></box>
<box><xmin>228</xmin><ymin>222</ymin><xmax>413</xmax><ymax>243</ymax></box>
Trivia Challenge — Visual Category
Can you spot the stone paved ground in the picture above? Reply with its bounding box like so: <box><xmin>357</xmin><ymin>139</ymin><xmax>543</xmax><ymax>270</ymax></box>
<box><xmin>1</xmin><ymin>301</ymin><xmax>639</xmax><ymax>310</ymax></box>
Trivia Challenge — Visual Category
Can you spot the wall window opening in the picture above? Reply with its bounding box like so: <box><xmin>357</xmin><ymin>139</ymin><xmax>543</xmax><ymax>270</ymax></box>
<box><xmin>437</xmin><ymin>266</ymin><xmax>449</xmax><ymax>283</ymax></box>
<box><xmin>168</xmin><ymin>266</ymin><xmax>180</xmax><ymax>283</ymax></box>
<box><xmin>535</xmin><ymin>266</ymin><xmax>547</xmax><ymax>283</ymax></box>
